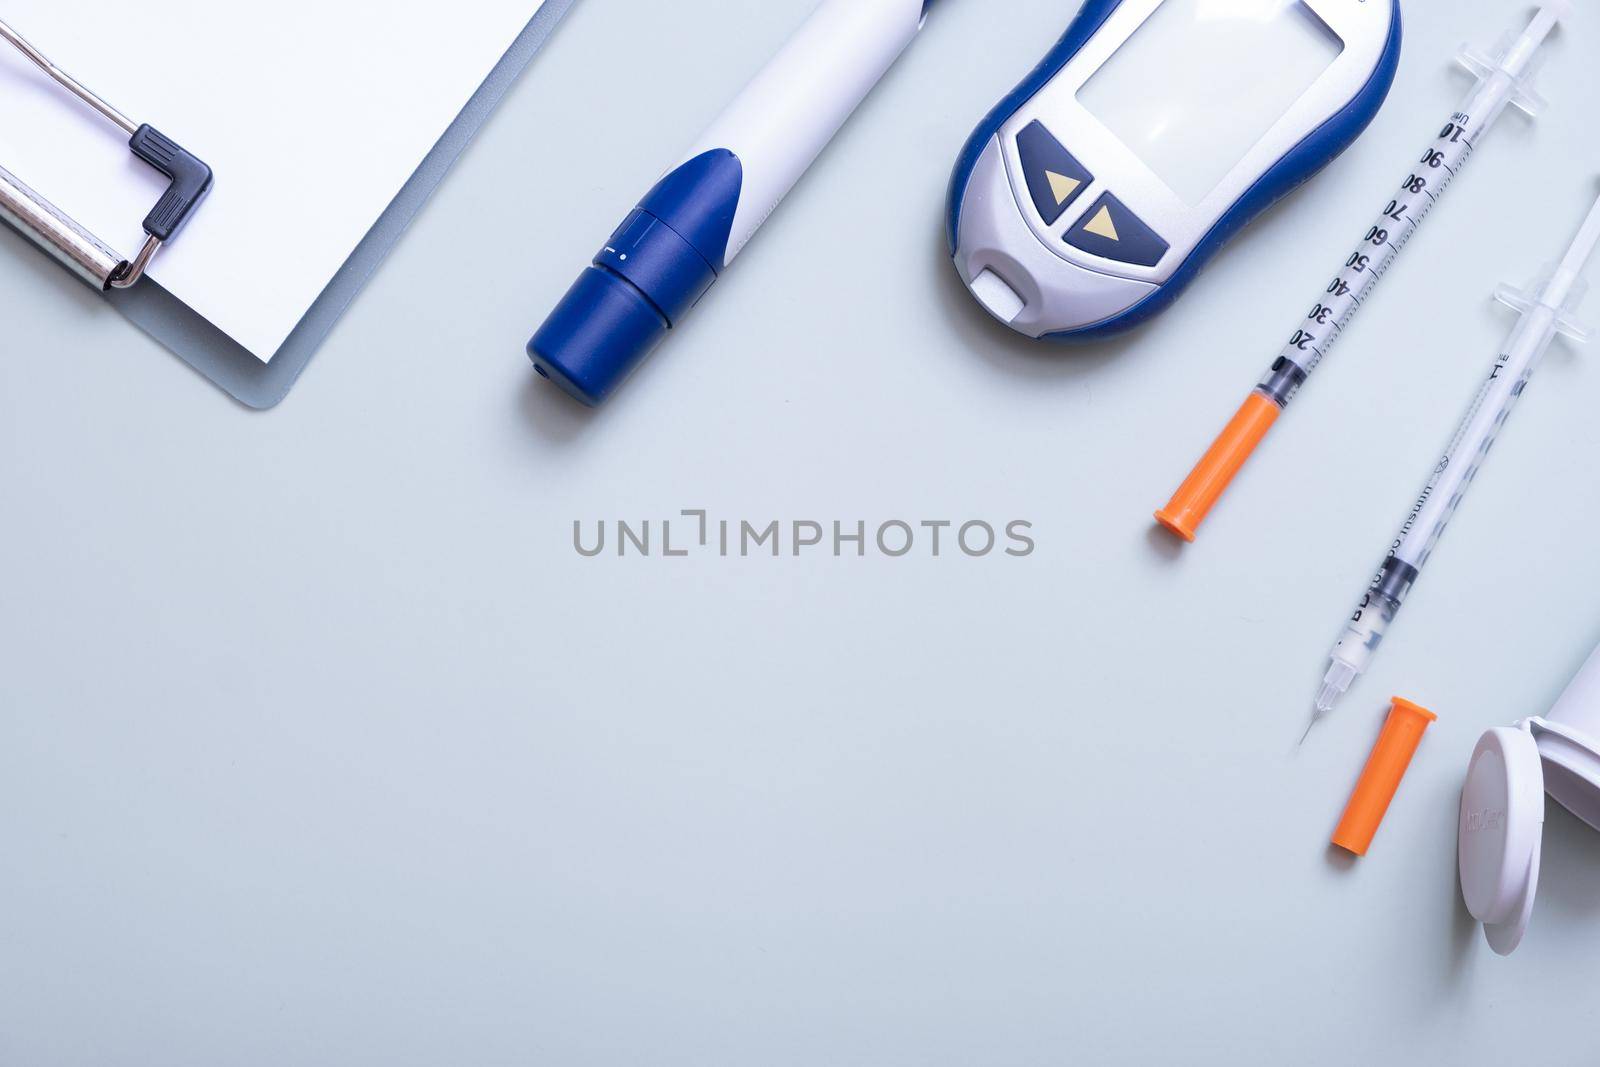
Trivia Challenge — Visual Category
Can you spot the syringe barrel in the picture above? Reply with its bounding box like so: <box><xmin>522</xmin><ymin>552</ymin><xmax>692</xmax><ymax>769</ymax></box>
<box><xmin>1330</xmin><ymin>581</ymin><xmax>1402</xmax><ymax>680</ymax></box>
<box><xmin>1372</xmin><ymin>555</ymin><xmax>1419</xmax><ymax>606</ymax></box>
<box><xmin>1256</xmin><ymin>357</ymin><xmax>1308</xmax><ymax>407</ymax></box>
<box><xmin>1389</xmin><ymin>307</ymin><xmax>1554</xmax><ymax>574</ymax></box>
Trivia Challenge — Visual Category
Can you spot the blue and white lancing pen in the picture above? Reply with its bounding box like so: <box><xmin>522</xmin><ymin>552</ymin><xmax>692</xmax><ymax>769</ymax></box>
<box><xmin>529</xmin><ymin>0</ymin><xmax>935</xmax><ymax>406</ymax></box>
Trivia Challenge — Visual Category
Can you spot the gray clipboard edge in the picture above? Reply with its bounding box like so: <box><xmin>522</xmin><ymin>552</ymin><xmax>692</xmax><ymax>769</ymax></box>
<box><xmin>104</xmin><ymin>0</ymin><xmax>578</xmax><ymax>410</ymax></box>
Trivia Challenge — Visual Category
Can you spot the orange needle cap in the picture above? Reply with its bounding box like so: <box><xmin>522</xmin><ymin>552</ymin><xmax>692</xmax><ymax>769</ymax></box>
<box><xmin>1332</xmin><ymin>697</ymin><xmax>1439</xmax><ymax>856</ymax></box>
<box><xmin>1156</xmin><ymin>392</ymin><xmax>1281</xmax><ymax>542</ymax></box>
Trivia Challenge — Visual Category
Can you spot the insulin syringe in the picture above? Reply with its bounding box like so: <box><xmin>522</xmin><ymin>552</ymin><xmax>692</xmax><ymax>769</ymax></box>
<box><xmin>1306</xmin><ymin>185</ymin><xmax>1600</xmax><ymax>740</ymax></box>
<box><xmin>1156</xmin><ymin>2</ymin><xmax>1569</xmax><ymax>542</ymax></box>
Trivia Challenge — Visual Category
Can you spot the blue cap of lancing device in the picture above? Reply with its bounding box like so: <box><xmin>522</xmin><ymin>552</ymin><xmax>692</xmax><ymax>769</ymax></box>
<box><xmin>527</xmin><ymin>149</ymin><xmax>744</xmax><ymax>406</ymax></box>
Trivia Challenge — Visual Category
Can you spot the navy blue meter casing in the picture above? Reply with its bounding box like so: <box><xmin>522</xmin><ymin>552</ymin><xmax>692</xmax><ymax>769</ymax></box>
<box><xmin>948</xmin><ymin>0</ymin><xmax>1401</xmax><ymax>340</ymax></box>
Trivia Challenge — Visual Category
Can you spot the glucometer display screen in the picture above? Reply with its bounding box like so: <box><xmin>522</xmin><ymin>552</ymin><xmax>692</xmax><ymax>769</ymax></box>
<box><xmin>1077</xmin><ymin>0</ymin><xmax>1343</xmax><ymax>203</ymax></box>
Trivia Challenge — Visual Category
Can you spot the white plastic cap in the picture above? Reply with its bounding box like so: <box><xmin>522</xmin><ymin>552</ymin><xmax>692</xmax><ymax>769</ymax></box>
<box><xmin>1459</xmin><ymin>727</ymin><xmax>1545</xmax><ymax>955</ymax></box>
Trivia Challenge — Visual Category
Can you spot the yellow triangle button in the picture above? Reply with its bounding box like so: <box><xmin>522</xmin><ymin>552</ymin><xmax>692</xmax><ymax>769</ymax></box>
<box><xmin>1084</xmin><ymin>205</ymin><xmax>1120</xmax><ymax>241</ymax></box>
<box><xmin>1046</xmin><ymin>170</ymin><xmax>1081</xmax><ymax>206</ymax></box>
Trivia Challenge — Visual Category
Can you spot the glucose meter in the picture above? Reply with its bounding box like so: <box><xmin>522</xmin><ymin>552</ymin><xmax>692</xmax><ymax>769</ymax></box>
<box><xmin>948</xmin><ymin>0</ymin><xmax>1401</xmax><ymax>338</ymax></box>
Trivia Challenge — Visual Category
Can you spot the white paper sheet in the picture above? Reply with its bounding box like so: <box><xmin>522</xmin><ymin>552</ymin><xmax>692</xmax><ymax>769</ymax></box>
<box><xmin>0</xmin><ymin>2</ymin><xmax>539</xmax><ymax>360</ymax></box>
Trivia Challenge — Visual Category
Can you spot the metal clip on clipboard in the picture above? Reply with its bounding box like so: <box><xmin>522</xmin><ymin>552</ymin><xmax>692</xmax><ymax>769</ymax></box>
<box><xmin>0</xmin><ymin>17</ymin><xmax>211</xmax><ymax>290</ymax></box>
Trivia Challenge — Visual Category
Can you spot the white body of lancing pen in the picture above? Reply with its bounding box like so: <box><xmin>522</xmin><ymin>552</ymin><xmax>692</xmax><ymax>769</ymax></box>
<box><xmin>528</xmin><ymin>0</ymin><xmax>936</xmax><ymax>405</ymax></box>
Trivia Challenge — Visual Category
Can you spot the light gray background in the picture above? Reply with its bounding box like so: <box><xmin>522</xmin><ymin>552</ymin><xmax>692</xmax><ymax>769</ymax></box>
<box><xmin>3</xmin><ymin>1</ymin><xmax>1599</xmax><ymax>1063</ymax></box>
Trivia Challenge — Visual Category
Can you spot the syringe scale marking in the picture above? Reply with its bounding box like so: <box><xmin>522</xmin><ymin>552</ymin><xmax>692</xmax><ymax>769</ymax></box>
<box><xmin>1309</xmin><ymin>185</ymin><xmax>1600</xmax><ymax>734</ymax></box>
<box><xmin>1276</xmin><ymin>121</ymin><xmax>1477</xmax><ymax>380</ymax></box>
<box><xmin>1154</xmin><ymin>4</ymin><xmax>1569</xmax><ymax>544</ymax></box>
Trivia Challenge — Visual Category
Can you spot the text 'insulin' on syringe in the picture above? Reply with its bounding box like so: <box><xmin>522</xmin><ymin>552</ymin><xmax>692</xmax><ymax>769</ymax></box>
<box><xmin>1304</xmin><ymin>184</ymin><xmax>1600</xmax><ymax>744</ymax></box>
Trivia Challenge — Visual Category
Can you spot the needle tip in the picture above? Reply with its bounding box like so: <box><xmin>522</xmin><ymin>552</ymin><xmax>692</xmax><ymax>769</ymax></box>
<box><xmin>1297</xmin><ymin>715</ymin><xmax>1320</xmax><ymax>749</ymax></box>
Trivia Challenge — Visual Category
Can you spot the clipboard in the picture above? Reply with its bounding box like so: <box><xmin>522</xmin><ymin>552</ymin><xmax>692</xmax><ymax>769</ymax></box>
<box><xmin>1</xmin><ymin>1</ymin><xmax>577</xmax><ymax>409</ymax></box>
